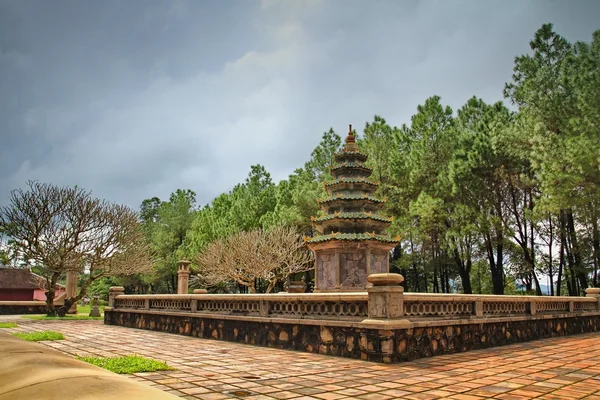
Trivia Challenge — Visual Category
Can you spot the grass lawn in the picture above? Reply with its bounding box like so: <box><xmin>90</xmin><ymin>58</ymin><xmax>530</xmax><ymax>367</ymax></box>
<box><xmin>22</xmin><ymin>314</ymin><xmax>103</xmax><ymax>321</ymax></box>
<box><xmin>0</xmin><ymin>322</ymin><xmax>18</xmax><ymax>328</ymax></box>
<box><xmin>21</xmin><ymin>303</ymin><xmax>105</xmax><ymax>321</ymax></box>
<box><xmin>77</xmin><ymin>304</ymin><xmax>105</xmax><ymax>315</ymax></box>
<box><xmin>12</xmin><ymin>330</ymin><xmax>65</xmax><ymax>341</ymax></box>
<box><xmin>76</xmin><ymin>355</ymin><xmax>175</xmax><ymax>374</ymax></box>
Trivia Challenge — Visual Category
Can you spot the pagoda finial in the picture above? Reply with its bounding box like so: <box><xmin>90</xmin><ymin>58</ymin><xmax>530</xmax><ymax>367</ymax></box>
<box><xmin>346</xmin><ymin>123</ymin><xmax>356</xmax><ymax>144</ymax></box>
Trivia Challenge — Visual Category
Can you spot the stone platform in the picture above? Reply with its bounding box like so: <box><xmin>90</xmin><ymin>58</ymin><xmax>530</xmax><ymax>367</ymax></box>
<box><xmin>104</xmin><ymin>285</ymin><xmax>600</xmax><ymax>364</ymax></box>
<box><xmin>1</xmin><ymin>317</ymin><xmax>600</xmax><ymax>399</ymax></box>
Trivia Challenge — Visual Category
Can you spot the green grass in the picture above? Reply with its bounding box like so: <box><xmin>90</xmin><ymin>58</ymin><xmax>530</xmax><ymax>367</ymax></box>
<box><xmin>12</xmin><ymin>330</ymin><xmax>65</xmax><ymax>341</ymax></box>
<box><xmin>0</xmin><ymin>322</ymin><xmax>18</xmax><ymax>328</ymax></box>
<box><xmin>76</xmin><ymin>355</ymin><xmax>175</xmax><ymax>374</ymax></box>
<box><xmin>22</xmin><ymin>314</ymin><xmax>103</xmax><ymax>321</ymax></box>
<box><xmin>77</xmin><ymin>304</ymin><xmax>105</xmax><ymax>315</ymax></box>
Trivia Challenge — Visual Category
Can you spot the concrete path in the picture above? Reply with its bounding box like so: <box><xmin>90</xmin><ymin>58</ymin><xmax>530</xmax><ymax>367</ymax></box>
<box><xmin>1</xmin><ymin>316</ymin><xmax>600</xmax><ymax>399</ymax></box>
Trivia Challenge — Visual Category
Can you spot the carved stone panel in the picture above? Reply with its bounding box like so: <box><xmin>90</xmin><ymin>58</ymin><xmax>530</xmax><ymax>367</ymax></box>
<box><xmin>339</xmin><ymin>252</ymin><xmax>366</xmax><ymax>289</ymax></box>
<box><xmin>370</xmin><ymin>252</ymin><xmax>389</xmax><ymax>275</ymax></box>
<box><xmin>317</xmin><ymin>253</ymin><xmax>337</xmax><ymax>290</ymax></box>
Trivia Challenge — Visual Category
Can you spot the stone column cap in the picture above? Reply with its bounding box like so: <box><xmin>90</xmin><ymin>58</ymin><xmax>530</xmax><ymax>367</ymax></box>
<box><xmin>585</xmin><ymin>287</ymin><xmax>600</xmax><ymax>296</ymax></box>
<box><xmin>192</xmin><ymin>289</ymin><xmax>208</xmax><ymax>294</ymax></box>
<box><xmin>367</xmin><ymin>273</ymin><xmax>404</xmax><ymax>286</ymax></box>
<box><xmin>109</xmin><ymin>286</ymin><xmax>125</xmax><ymax>292</ymax></box>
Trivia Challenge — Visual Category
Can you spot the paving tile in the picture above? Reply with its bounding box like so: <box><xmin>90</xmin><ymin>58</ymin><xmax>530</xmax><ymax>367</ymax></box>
<box><xmin>1</xmin><ymin>316</ymin><xmax>599</xmax><ymax>400</ymax></box>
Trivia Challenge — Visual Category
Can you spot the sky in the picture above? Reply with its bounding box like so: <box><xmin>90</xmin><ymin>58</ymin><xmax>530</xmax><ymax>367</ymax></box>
<box><xmin>1</xmin><ymin>0</ymin><xmax>599</xmax><ymax>209</ymax></box>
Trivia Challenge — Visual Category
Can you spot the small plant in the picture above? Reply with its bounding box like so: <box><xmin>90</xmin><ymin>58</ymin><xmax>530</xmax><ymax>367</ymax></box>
<box><xmin>22</xmin><ymin>314</ymin><xmax>103</xmax><ymax>321</ymax></box>
<box><xmin>0</xmin><ymin>322</ymin><xmax>18</xmax><ymax>328</ymax></box>
<box><xmin>12</xmin><ymin>330</ymin><xmax>65</xmax><ymax>341</ymax></box>
<box><xmin>76</xmin><ymin>355</ymin><xmax>175</xmax><ymax>374</ymax></box>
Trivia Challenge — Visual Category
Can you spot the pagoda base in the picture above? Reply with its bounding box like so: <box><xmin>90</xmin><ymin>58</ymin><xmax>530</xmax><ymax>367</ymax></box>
<box><xmin>309</xmin><ymin>241</ymin><xmax>395</xmax><ymax>292</ymax></box>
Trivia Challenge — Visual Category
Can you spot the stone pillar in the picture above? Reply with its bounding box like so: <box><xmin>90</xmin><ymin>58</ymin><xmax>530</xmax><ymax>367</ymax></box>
<box><xmin>192</xmin><ymin>289</ymin><xmax>208</xmax><ymax>294</ymax></box>
<box><xmin>89</xmin><ymin>296</ymin><xmax>101</xmax><ymax>317</ymax></box>
<box><xmin>108</xmin><ymin>286</ymin><xmax>125</xmax><ymax>308</ymax></box>
<box><xmin>585</xmin><ymin>287</ymin><xmax>600</xmax><ymax>310</ymax></box>
<box><xmin>361</xmin><ymin>273</ymin><xmax>410</xmax><ymax>364</ymax></box>
<box><xmin>177</xmin><ymin>260</ymin><xmax>191</xmax><ymax>294</ymax></box>
<box><xmin>66</xmin><ymin>270</ymin><xmax>78</xmax><ymax>314</ymax></box>
<box><xmin>366</xmin><ymin>273</ymin><xmax>405</xmax><ymax>320</ymax></box>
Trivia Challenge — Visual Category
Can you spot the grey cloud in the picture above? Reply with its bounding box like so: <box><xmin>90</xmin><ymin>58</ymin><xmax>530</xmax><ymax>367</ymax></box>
<box><xmin>1</xmin><ymin>0</ymin><xmax>599</xmax><ymax>209</ymax></box>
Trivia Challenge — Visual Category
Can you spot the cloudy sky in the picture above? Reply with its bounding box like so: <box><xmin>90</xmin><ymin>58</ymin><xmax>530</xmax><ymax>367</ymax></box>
<box><xmin>1</xmin><ymin>0</ymin><xmax>598</xmax><ymax>209</ymax></box>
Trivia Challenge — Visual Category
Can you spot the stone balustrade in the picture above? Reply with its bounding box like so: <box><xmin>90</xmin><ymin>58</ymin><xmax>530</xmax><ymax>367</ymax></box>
<box><xmin>105</xmin><ymin>280</ymin><xmax>600</xmax><ymax>364</ymax></box>
<box><xmin>109</xmin><ymin>280</ymin><xmax>600</xmax><ymax>324</ymax></box>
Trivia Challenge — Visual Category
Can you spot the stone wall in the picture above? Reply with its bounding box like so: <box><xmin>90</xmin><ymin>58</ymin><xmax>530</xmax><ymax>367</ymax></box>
<box><xmin>0</xmin><ymin>302</ymin><xmax>47</xmax><ymax>315</ymax></box>
<box><xmin>105</xmin><ymin>310</ymin><xmax>600</xmax><ymax>364</ymax></box>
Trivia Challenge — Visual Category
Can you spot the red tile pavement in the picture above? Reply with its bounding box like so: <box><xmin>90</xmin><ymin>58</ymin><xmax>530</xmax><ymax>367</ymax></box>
<box><xmin>1</xmin><ymin>316</ymin><xmax>600</xmax><ymax>399</ymax></box>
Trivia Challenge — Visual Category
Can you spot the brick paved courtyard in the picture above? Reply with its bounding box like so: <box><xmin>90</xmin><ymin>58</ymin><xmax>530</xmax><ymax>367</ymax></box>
<box><xmin>1</xmin><ymin>316</ymin><xmax>600</xmax><ymax>400</ymax></box>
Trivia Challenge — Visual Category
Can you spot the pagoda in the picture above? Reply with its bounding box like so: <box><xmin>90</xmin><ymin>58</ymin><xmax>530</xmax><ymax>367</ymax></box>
<box><xmin>305</xmin><ymin>125</ymin><xmax>400</xmax><ymax>292</ymax></box>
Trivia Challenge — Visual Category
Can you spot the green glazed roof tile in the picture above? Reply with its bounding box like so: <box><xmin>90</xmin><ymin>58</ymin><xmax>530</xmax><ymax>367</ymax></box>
<box><xmin>313</xmin><ymin>212</ymin><xmax>392</xmax><ymax>223</ymax></box>
<box><xmin>319</xmin><ymin>194</ymin><xmax>385</xmax><ymax>203</ymax></box>
<box><xmin>324</xmin><ymin>177</ymin><xmax>379</xmax><ymax>187</ymax></box>
<box><xmin>305</xmin><ymin>232</ymin><xmax>400</xmax><ymax>244</ymax></box>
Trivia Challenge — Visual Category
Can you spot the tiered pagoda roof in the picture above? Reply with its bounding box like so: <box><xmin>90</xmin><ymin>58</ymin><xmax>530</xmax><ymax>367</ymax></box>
<box><xmin>305</xmin><ymin>125</ymin><xmax>400</xmax><ymax>246</ymax></box>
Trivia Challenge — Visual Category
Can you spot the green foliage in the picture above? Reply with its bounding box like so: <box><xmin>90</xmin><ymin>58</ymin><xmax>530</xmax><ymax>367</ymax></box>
<box><xmin>12</xmin><ymin>330</ymin><xmax>65</xmax><ymax>341</ymax></box>
<box><xmin>139</xmin><ymin>189</ymin><xmax>198</xmax><ymax>293</ymax></box>
<box><xmin>0</xmin><ymin>322</ymin><xmax>17</xmax><ymax>328</ymax></box>
<box><xmin>304</xmin><ymin>128</ymin><xmax>342</xmax><ymax>181</ymax></box>
<box><xmin>76</xmin><ymin>355</ymin><xmax>175</xmax><ymax>374</ymax></box>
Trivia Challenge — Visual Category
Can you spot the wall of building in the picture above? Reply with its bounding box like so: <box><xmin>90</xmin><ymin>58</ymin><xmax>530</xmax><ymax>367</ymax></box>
<box><xmin>0</xmin><ymin>301</ymin><xmax>47</xmax><ymax>315</ymax></box>
<box><xmin>0</xmin><ymin>289</ymin><xmax>35</xmax><ymax>302</ymax></box>
<box><xmin>33</xmin><ymin>288</ymin><xmax>65</xmax><ymax>301</ymax></box>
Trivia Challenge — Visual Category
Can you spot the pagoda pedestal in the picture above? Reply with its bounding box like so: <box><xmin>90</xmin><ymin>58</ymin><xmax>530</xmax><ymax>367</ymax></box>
<box><xmin>312</xmin><ymin>242</ymin><xmax>393</xmax><ymax>292</ymax></box>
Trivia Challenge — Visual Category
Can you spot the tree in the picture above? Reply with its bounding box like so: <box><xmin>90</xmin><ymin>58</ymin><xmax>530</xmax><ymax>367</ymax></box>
<box><xmin>304</xmin><ymin>128</ymin><xmax>342</xmax><ymax>181</ymax></box>
<box><xmin>505</xmin><ymin>24</ymin><xmax>600</xmax><ymax>293</ymax></box>
<box><xmin>0</xmin><ymin>181</ymin><xmax>152</xmax><ymax>316</ymax></box>
<box><xmin>197</xmin><ymin>226</ymin><xmax>313</xmax><ymax>293</ymax></box>
<box><xmin>141</xmin><ymin>189</ymin><xmax>197</xmax><ymax>293</ymax></box>
<box><xmin>359</xmin><ymin>116</ymin><xmax>397</xmax><ymax>196</ymax></box>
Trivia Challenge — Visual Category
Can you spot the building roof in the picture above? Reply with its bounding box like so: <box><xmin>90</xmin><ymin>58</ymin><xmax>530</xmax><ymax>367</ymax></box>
<box><xmin>0</xmin><ymin>268</ymin><xmax>65</xmax><ymax>290</ymax></box>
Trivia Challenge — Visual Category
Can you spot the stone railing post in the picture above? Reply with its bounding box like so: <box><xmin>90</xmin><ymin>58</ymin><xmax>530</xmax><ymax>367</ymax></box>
<box><xmin>259</xmin><ymin>299</ymin><xmax>270</xmax><ymax>317</ymax></box>
<box><xmin>474</xmin><ymin>300</ymin><xmax>484</xmax><ymax>317</ymax></box>
<box><xmin>191</xmin><ymin>289</ymin><xmax>207</xmax><ymax>313</ymax></box>
<box><xmin>585</xmin><ymin>288</ymin><xmax>600</xmax><ymax>310</ymax></box>
<box><xmin>530</xmin><ymin>300</ymin><xmax>537</xmax><ymax>316</ymax></box>
<box><xmin>108</xmin><ymin>286</ymin><xmax>125</xmax><ymax>308</ymax></box>
<box><xmin>366</xmin><ymin>273</ymin><xmax>405</xmax><ymax>320</ymax></box>
<box><xmin>177</xmin><ymin>260</ymin><xmax>191</xmax><ymax>294</ymax></box>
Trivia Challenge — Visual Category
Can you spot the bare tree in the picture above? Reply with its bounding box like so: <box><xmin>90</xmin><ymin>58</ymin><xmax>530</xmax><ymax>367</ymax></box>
<box><xmin>197</xmin><ymin>226</ymin><xmax>313</xmax><ymax>293</ymax></box>
<box><xmin>262</xmin><ymin>226</ymin><xmax>314</xmax><ymax>292</ymax></box>
<box><xmin>0</xmin><ymin>181</ymin><xmax>152</xmax><ymax>316</ymax></box>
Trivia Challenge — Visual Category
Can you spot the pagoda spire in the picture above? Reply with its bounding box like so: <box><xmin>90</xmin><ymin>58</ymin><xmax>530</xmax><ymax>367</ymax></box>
<box><xmin>343</xmin><ymin>123</ymin><xmax>358</xmax><ymax>151</ymax></box>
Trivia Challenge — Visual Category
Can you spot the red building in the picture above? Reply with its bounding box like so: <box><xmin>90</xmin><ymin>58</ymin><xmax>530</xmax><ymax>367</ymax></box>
<box><xmin>0</xmin><ymin>268</ymin><xmax>66</xmax><ymax>301</ymax></box>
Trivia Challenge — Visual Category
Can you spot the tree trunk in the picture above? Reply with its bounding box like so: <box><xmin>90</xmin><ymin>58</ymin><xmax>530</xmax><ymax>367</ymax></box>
<box><xmin>452</xmin><ymin>247</ymin><xmax>472</xmax><ymax>294</ymax></box>
<box><xmin>557</xmin><ymin>229</ymin><xmax>564</xmax><ymax>296</ymax></box>
<box><xmin>548</xmin><ymin>215</ymin><xmax>554</xmax><ymax>296</ymax></box>
<box><xmin>485</xmin><ymin>232</ymin><xmax>504</xmax><ymax>295</ymax></box>
<box><xmin>566</xmin><ymin>209</ymin><xmax>587</xmax><ymax>291</ymax></box>
<box><xmin>45</xmin><ymin>272</ymin><xmax>61</xmax><ymax>317</ymax></box>
<box><xmin>591</xmin><ymin>213</ymin><xmax>600</xmax><ymax>287</ymax></box>
<box><xmin>410</xmin><ymin>235</ymin><xmax>420</xmax><ymax>292</ymax></box>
